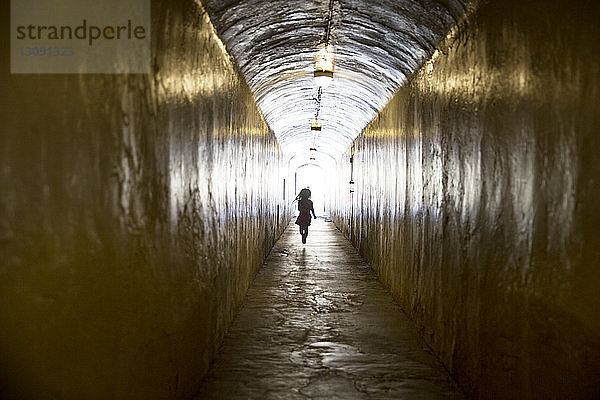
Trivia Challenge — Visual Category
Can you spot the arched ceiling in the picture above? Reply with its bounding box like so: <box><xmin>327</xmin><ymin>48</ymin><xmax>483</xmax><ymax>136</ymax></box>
<box><xmin>203</xmin><ymin>0</ymin><xmax>469</xmax><ymax>165</ymax></box>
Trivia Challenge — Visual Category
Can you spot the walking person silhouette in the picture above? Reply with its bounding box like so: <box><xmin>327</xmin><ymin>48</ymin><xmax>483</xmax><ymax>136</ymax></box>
<box><xmin>294</xmin><ymin>188</ymin><xmax>317</xmax><ymax>244</ymax></box>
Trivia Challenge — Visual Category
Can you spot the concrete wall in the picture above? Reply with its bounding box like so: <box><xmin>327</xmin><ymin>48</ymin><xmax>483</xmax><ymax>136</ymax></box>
<box><xmin>331</xmin><ymin>0</ymin><xmax>600</xmax><ymax>398</ymax></box>
<box><xmin>0</xmin><ymin>1</ymin><xmax>290</xmax><ymax>399</ymax></box>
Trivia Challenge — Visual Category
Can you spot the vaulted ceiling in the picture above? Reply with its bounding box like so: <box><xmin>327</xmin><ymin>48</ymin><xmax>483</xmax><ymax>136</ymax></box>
<box><xmin>203</xmin><ymin>0</ymin><xmax>469</xmax><ymax>166</ymax></box>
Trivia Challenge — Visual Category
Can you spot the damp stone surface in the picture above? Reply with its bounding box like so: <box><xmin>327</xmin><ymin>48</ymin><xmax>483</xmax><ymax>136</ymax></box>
<box><xmin>196</xmin><ymin>219</ymin><xmax>463</xmax><ymax>399</ymax></box>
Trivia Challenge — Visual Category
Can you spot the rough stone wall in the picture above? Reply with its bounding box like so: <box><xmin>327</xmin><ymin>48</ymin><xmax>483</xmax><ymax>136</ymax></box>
<box><xmin>0</xmin><ymin>1</ymin><xmax>289</xmax><ymax>399</ymax></box>
<box><xmin>331</xmin><ymin>0</ymin><xmax>600</xmax><ymax>398</ymax></box>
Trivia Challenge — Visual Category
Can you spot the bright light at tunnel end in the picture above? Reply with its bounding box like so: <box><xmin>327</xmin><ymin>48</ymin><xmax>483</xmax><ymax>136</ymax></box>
<box><xmin>295</xmin><ymin>163</ymin><xmax>334</xmax><ymax>216</ymax></box>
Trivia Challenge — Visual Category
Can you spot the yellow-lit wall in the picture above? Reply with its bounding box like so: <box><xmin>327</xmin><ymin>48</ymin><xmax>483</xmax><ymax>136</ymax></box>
<box><xmin>331</xmin><ymin>0</ymin><xmax>600</xmax><ymax>398</ymax></box>
<box><xmin>0</xmin><ymin>1</ymin><xmax>290</xmax><ymax>398</ymax></box>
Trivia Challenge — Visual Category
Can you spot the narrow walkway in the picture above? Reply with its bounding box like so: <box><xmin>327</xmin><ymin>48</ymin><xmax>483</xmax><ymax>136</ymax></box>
<box><xmin>195</xmin><ymin>219</ymin><xmax>463</xmax><ymax>399</ymax></box>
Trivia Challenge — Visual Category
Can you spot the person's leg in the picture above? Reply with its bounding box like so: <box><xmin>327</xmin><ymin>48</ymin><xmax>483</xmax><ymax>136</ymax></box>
<box><xmin>300</xmin><ymin>226</ymin><xmax>307</xmax><ymax>243</ymax></box>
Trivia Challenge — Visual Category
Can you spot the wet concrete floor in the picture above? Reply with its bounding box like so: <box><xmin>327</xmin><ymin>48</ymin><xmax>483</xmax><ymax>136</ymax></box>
<box><xmin>195</xmin><ymin>219</ymin><xmax>464</xmax><ymax>399</ymax></box>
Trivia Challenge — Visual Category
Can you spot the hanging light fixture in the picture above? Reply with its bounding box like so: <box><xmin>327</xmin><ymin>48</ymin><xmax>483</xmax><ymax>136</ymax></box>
<box><xmin>311</xmin><ymin>119</ymin><xmax>322</xmax><ymax>131</ymax></box>
<box><xmin>314</xmin><ymin>46</ymin><xmax>334</xmax><ymax>87</ymax></box>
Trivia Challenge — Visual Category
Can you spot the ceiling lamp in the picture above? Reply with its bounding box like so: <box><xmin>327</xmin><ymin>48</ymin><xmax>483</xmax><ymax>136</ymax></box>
<box><xmin>311</xmin><ymin>119</ymin><xmax>322</xmax><ymax>131</ymax></box>
<box><xmin>314</xmin><ymin>46</ymin><xmax>334</xmax><ymax>87</ymax></box>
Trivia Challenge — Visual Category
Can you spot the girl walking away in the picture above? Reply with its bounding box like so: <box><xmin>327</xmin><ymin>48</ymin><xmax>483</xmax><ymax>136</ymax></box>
<box><xmin>294</xmin><ymin>188</ymin><xmax>317</xmax><ymax>244</ymax></box>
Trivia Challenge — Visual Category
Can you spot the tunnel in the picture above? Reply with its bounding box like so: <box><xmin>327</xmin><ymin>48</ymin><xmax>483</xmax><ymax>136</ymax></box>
<box><xmin>1</xmin><ymin>0</ymin><xmax>599</xmax><ymax>398</ymax></box>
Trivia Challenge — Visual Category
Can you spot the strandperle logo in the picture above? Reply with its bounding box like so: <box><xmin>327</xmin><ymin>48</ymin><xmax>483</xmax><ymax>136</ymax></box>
<box><xmin>11</xmin><ymin>0</ymin><xmax>150</xmax><ymax>74</ymax></box>
<box><xmin>15</xmin><ymin>20</ymin><xmax>147</xmax><ymax>46</ymax></box>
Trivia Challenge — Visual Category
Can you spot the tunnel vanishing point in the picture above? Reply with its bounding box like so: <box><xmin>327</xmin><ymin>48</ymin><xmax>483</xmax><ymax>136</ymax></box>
<box><xmin>1</xmin><ymin>0</ymin><xmax>600</xmax><ymax>398</ymax></box>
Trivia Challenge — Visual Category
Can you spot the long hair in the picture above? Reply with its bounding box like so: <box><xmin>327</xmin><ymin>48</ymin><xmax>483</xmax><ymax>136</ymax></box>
<box><xmin>294</xmin><ymin>188</ymin><xmax>311</xmax><ymax>202</ymax></box>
